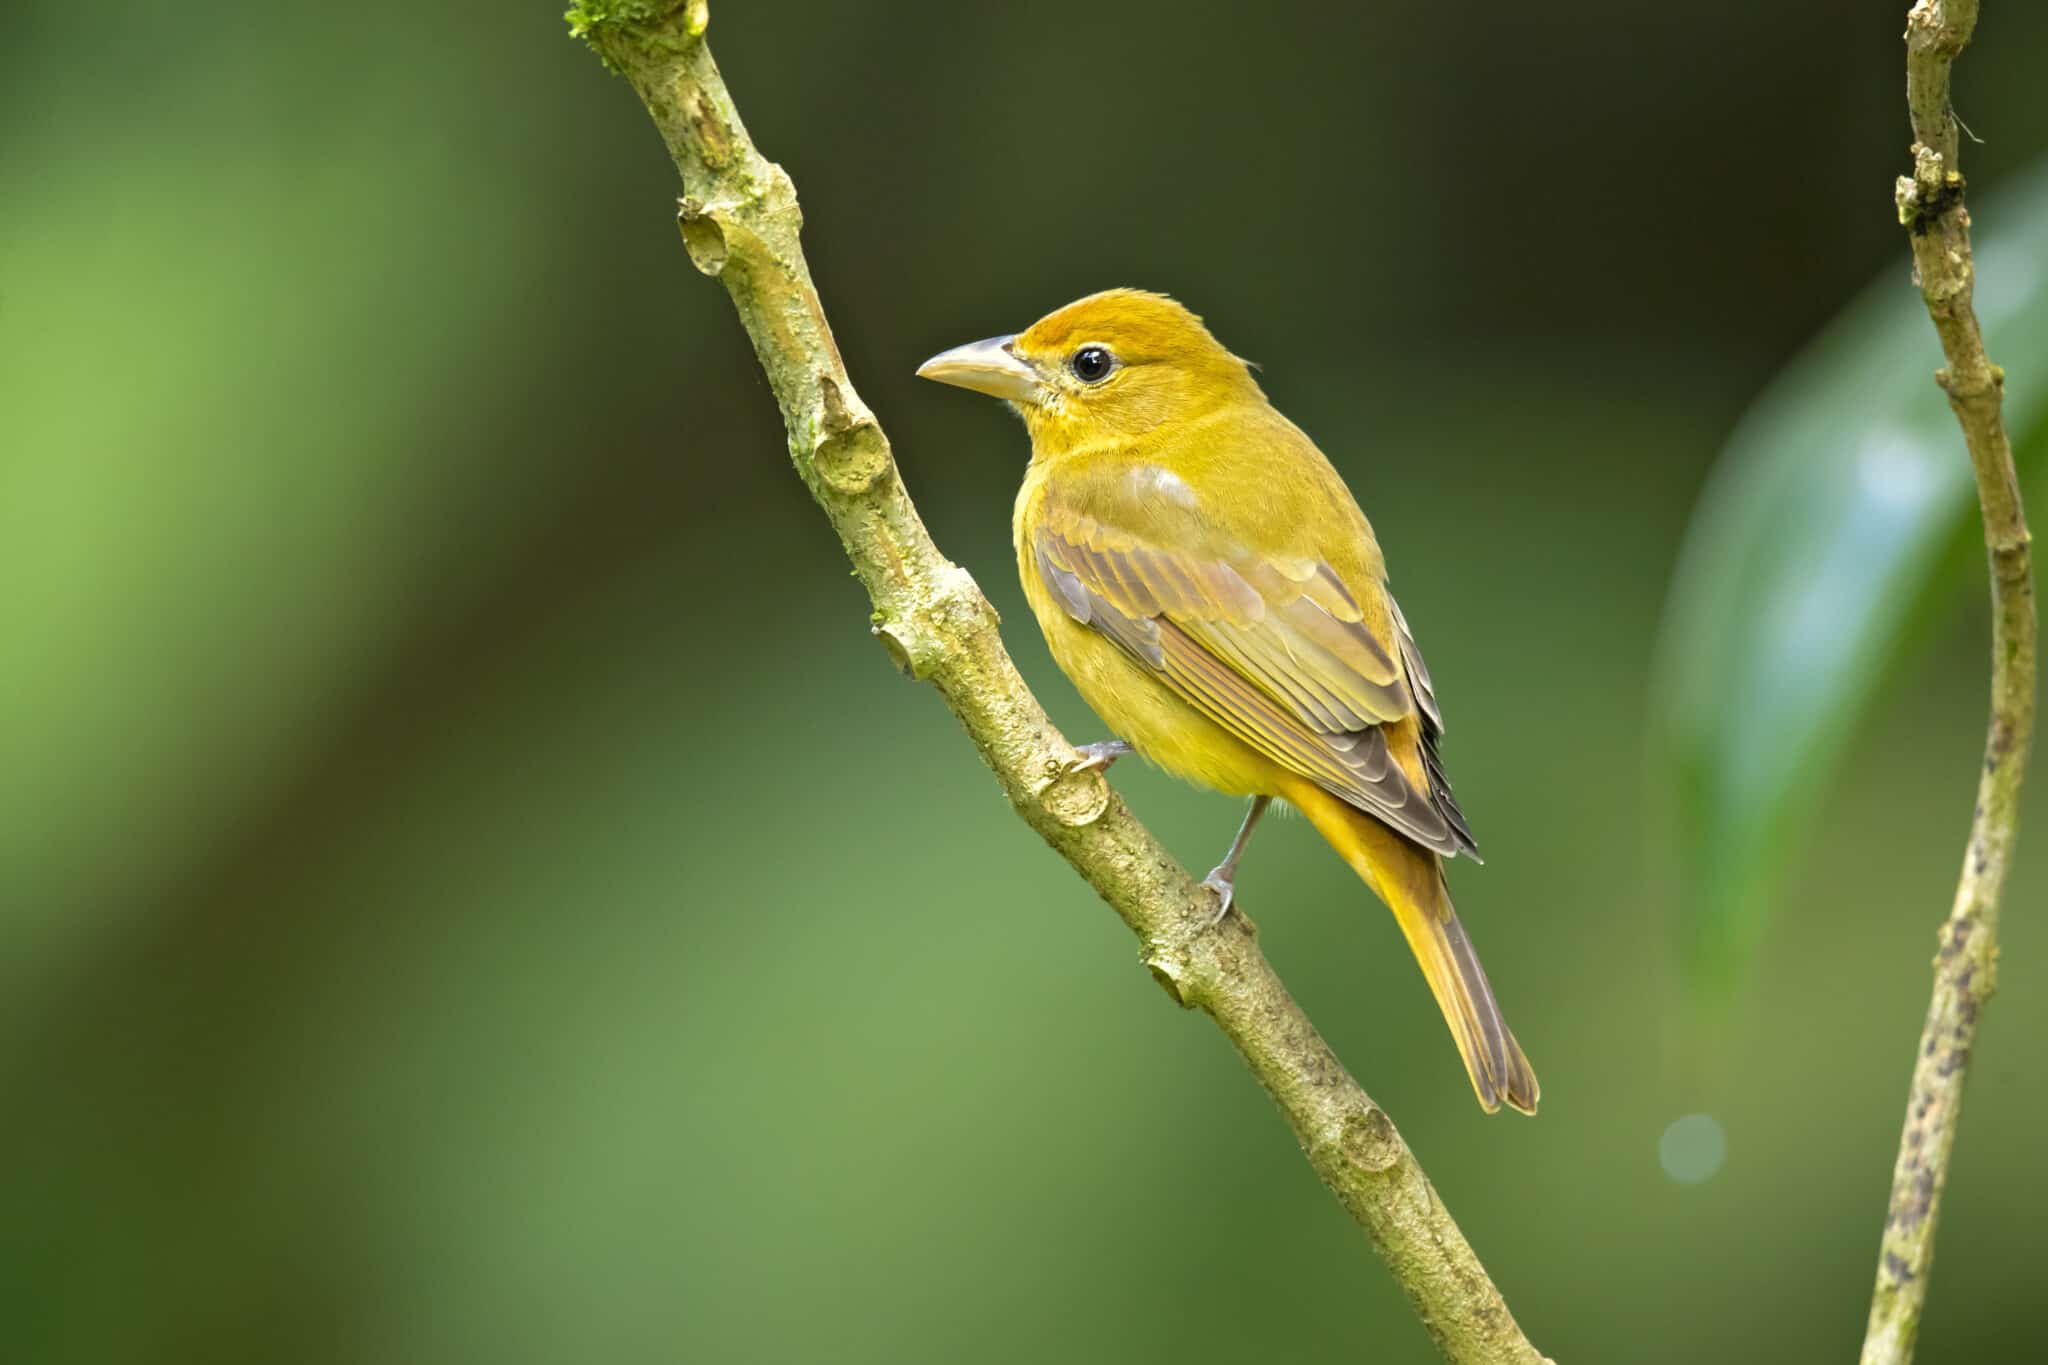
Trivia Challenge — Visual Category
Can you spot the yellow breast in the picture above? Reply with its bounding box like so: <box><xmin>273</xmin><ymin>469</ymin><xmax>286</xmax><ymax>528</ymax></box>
<box><xmin>1014</xmin><ymin>463</ymin><xmax>1283</xmax><ymax>799</ymax></box>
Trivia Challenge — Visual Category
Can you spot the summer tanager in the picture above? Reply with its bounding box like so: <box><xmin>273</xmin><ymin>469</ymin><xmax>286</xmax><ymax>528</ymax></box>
<box><xmin>917</xmin><ymin>289</ymin><xmax>1538</xmax><ymax>1115</ymax></box>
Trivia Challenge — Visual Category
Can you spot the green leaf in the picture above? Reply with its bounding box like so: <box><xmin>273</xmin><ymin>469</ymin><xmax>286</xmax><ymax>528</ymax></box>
<box><xmin>1653</xmin><ymin>162</ymin><xmax>2048</xmax><ymax>990</ymax></box>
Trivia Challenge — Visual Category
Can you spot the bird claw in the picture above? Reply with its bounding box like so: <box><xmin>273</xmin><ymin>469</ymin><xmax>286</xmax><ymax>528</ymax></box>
<box><xmin>1200</xmin><ymin>869</ymin><xmax>1236</xmax><ymax>927</ymax></box>
<box><xmin>1069</xmin><ymin>739</ymin><xmax>1134</xmax><ymax>774</ymax></box>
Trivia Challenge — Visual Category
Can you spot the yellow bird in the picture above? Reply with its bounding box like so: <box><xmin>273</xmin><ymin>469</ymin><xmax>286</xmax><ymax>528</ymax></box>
<box><xmin>917</xmin><ymin>289</ymin><xmax>1538</xmax><ymax>1115</ymax></box>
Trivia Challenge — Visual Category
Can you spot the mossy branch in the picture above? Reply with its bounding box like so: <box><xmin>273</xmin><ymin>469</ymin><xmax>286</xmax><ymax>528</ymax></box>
<box><xmin>568</xmin><ymin>5</ymin><xmax>1549</xmax><ymax>1362</ymax></box>
<box><xmin>1863</xmin><ymin>5</ymin><xmax>2036</xmax><ymax>1363</ymax></box>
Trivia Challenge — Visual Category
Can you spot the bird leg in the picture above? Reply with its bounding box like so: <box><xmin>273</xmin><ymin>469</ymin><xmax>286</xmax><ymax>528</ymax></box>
<box><xmin>1202</xmin><ymin>795</ymin><xmax>1271</xmax><ymax>925</ymax></box>
<box><xmin>1069</xmin><ymin>739</ymin><xmax>1134</xmax><ymax>773</ymax></box>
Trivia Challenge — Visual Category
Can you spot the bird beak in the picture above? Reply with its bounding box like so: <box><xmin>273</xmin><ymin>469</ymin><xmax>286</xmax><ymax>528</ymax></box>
<box><xmin>915</xmin><ymin>334</ymin><xmax>1045</xmax><ymax>406</ymax></box>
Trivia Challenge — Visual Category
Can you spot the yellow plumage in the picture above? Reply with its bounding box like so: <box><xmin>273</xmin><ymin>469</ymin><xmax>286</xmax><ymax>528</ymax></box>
<box><xmin>919</xmin><ymin>289</ymin><xmax>1537</xmax><ymax>1115</ymax></box>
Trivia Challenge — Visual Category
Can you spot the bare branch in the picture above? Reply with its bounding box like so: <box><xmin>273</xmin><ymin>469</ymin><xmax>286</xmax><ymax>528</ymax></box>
<box><xmin>1863</xmin><ymin>5</ymin><xmax>2036</xmax><ymax>1363</ymax></box>
<box><xmin>568</xmin><ymin>4</ymin><xmax>1549</xmax><ymax>1361</ymax></box>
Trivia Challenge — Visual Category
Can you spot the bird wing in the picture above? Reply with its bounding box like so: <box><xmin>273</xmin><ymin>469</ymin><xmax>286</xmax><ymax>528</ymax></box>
<box><xmin>1387</xmin><ymin>591</ymin><xmax>1477</xmax><ymax>857</ymax></box>
<box><xmin>1034</xmin><ymin>492</ymin><xmax>1478</xmax><ymax>858</ymax></box>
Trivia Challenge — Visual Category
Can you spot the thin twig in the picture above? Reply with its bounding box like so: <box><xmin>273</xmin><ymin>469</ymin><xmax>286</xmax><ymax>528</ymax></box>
<box><xmin>1863</xmin><ymin>4</ymin><xmax>2035</xmax><ymax>1363</ymax></box>
<box><xmin>567</xmin><ymin>4</ymin><xmax>1548</xmax><ymax>1361</ymax></box>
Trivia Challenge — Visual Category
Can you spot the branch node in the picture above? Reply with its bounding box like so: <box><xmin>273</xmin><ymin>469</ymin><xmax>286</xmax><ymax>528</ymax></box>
<box><xmin>1035</xmin><ymin>763</ymin><xmax>1111</xmax><ymax>829</ymax></box>
<box><xmin>676</xmin><ymin>199</ymin><xmax>728</xmax><ymax>274</ymax></box>
<box><xmin>568</xmin><ymin>0</ymin><xmax>708</xmax><ymax>67</ymax></box>
<box><xmin>925</xmin><ymin>563</ymin><xmax>1001</xmax><ymax>636</ymax></box>
<box><xmin>814</xmin><ymin>375</ymin><xmax>890</xmax><ymax>494</ymax></box>
<box><xmin>1143</xmin><ymin>951</ymin><xmax>1194</xmax><ymax>1007</ymax></box>
<box><xmin>871</xmin><ymin>621</ymin><xmax>926</xmax><ymax>679</ymax></box>
<box><xmin>870</xmin><ymin>568</ymin><xmax>998</xmax><ymax>680</ymax></box>
<box><xmin>1912</xmin><ymin>142</ymin><xmax>1945</xmax><ymax>193</ymax></box>
<box><xmin>1339</xmin><ymin>1108</ymin><xmax>1404</xmax><ymax>1174</ymax></box>
<box><xmin>1898</xmin><ymin>149</ymin><xmax>1965</xmax><ymax>234</ymax></box>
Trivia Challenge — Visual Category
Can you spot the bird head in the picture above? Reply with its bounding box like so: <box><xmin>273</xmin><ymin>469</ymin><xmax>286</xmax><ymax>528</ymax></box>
<box><xmin>916</xmin><ymin>289</ymin><xmax>1261</xmax><ymax>451</ymax></box>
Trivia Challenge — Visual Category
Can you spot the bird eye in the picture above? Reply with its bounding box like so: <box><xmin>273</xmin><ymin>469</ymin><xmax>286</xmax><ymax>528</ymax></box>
<box><xmin>1069</xmin><ymin>345</ymin><xmax>1115</xmax><ymax>383</ymax></box>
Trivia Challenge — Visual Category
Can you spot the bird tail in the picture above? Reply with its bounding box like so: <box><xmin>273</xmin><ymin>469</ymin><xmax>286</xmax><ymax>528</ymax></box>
<box><xmin>1286</xmin><ymin>782</ymin><xmax>1539</xmax><ymax>1116</ymax></box>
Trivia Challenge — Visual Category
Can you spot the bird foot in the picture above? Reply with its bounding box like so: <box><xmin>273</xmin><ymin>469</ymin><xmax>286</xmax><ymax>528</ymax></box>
<box><xmin>1070</xmin><ymin>739</ymin><xmax>1134</xmax><ymax>773</ymax></box>
<box><xmin>1200</xmin><ymin>868</ymin><xmax>1236</xmax><ymax>927</ymax></box>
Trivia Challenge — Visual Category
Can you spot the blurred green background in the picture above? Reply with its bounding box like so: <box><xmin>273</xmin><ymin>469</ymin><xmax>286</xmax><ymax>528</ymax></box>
<box><xmin>5</xmin><ymin>1</ymin><xmax>2046</xmax><ymax>1361</ymax></box>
